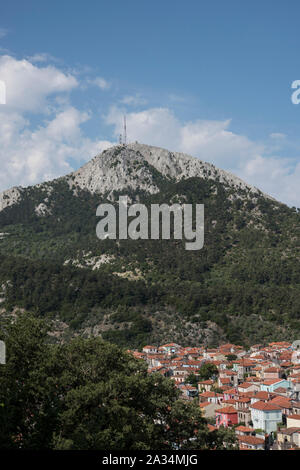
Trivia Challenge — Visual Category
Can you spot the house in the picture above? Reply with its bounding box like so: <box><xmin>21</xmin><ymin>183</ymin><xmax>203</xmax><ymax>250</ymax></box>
<box><xmin>235</xmin><ymin>425</ymin><xmax>254</xmax><ymax>436</ymax></box>
<box><xmin>250</xmin><ymin>401</ymin><xmax>282</xmax><ymax>433</ymax></box>
<box><xmin>287</xmin><ymin>414</ymin><xmax>300</xmax><ymax>428</ymax></box>
<box><xmin>291</xmin><ymin>402</ymin><xmax>300</xmax><ymax>416</ymax></box>
<box><xmin>235</xmin><ymin>359</ymin><xmax>257</xmax><ymax>380</ymax></box>
<box><xmin>199</xmin><ymin>391</ymin><xmax>223</xmax><ymax>404</ymax></box>
<box><xmin>238</xmin><ymin>382</ymin><xmax>260</xmax><ymax>394</ymax></box>
<box><xmin>197</xmin><ymin>379</ymin><xmax>214</xmax><ymax>392</ymax></box>
<box><xmin>270</xmin><ymin>396</ymin><xmax>292</xmax><ymax>416</ymax></box>
<box><xmin>215</xmin><ymin>406</ymin><xmax>238</xmax><ymax>428</ymax></box>
<box><xmin>263</xmin><ymin>367</ymin><xmax>282</xmax><ymax>380</ymax></box>
<box><xmin>159</xmin><ymin>343</ymin><xmax>181</xmax><ymax>355</ymax></box>
<box><xmin>199</xmin><ymin>401</ymin><xmax>223</xmax><ymax>418</ymax></box>
<box><xmin>250</xmin><ymin>391</ymin><xmax>270</xmax><ymax>404</ymax></box>
<box><xmin>179</xmin><ymin>384</ymin><xmax>198</xmax><ymax>400</ymax></box>
<box><xmin>172</xmin><ymin>367</ymin><xmax>190</xmax><ymax>382</ymax></box>
<box><xmin>238</xmin><ymin>435</ymin><xmax>265</xmax><ymax>450</ymax></box>
<box><xmin>218</xmin><ymin>370</ymin><xmax>238</xmax><ymax>387</ymax></box>
<box><xmin>237</xmin><ymin>407</ymin><xmax>252</xmax><ymax>427</ymax></box>
<box><xmin>276</xmin><ymin>427</ymin><xmax>300</xmax><ymax>450</ymax></box>
<box><xmin>142</xmin><ymin>345</ymin><xmax>158</xmax><ymax>354</ymax></box>
<box><xmin>260</xmin><ymin>378</ymin><xmax>291</xmax><ymax>393</ymax></box>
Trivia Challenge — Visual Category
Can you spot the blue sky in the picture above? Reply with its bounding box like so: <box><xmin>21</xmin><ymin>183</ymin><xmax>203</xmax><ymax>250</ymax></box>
<box><xmin>0</xmin><ymin>0</ymin><xmax>300</xmax><ymax>206</ymax></box>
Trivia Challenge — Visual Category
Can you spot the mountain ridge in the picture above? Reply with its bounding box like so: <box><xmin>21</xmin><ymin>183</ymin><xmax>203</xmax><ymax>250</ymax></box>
<box><xmin>0</xmin><ymin>142</ymin><xmax>298</xmax><ymax>348</ymax></box>
<box><xmin>0</xmin><ymin>142</ymin><xmax>275</xmax><ymax>214</ymax></box>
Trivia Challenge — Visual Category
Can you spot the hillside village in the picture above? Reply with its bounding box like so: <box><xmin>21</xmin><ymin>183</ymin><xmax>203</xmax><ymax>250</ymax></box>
<box><xmin>130</xmin><ymin>340</ymin><xmax>300</xmax><ymax>450</ymax></box>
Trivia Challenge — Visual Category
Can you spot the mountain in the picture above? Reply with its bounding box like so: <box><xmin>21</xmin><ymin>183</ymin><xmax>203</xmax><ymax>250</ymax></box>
<box><xmin>0</xmin><ymin>143</ymin><xmax>299</xmax><ymax>348</ymax></box>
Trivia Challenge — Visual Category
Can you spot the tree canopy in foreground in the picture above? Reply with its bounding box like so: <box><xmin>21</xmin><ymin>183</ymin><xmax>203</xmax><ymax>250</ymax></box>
<box><xmin>0</xmin><ymin>313</ymin><xmax>237</xmax><ymax>450</ymax></box>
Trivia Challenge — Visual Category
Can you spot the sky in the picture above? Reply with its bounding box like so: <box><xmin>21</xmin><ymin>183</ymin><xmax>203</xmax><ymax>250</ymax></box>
<box><xmin>0</xmin><ymin>0</ymin><xmax>300</xmax><ymax>206</ymax></box>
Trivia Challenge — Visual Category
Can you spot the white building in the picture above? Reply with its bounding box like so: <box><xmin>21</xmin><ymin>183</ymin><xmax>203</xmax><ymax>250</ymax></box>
<box><xmin>250</xmin><ymin>401</ymin><xmax>282</xmax><ymax>433</ymax></box>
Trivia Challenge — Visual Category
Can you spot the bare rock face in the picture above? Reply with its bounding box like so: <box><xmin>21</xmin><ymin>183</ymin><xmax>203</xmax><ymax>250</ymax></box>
<box><xmin>65</xmin><ymin>144</ymin><xmax>161</xmax><ymax>195</ymax></box>
<box><xmin>127</xmin><ymin>143</ymin><xmax>262</xmax><ymax>193</ymax></box>
<box><xmin>0</xmin><ymin>186</ymin><xmax>23</xmax><ymax>212</ymax></box>
<box><xmin>65</xmin><ymin>142</ymin><xmax>265</xmax><ymax>196</ymax></box>
<box><xmin>0</xmin><ymin>142</ymin><xmax>270</xmax><ymax>213</ymax></box>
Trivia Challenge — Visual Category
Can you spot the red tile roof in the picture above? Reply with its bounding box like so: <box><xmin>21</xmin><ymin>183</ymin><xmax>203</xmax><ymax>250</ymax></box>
<box><xmin>235</xmin><ymin>425</ymin><xmax>254</xmax><ymax>433</ymax></box>
<box><xmin>270</xmin><ymin>396</ymin><xmax>292</xmax><ymax>409</ymax></box>
<box><xmin>215</xmin><ymin>406</ymin><xmax>237</xmax><ymax>414</ymax></box>
<box><xmin>288</xmin><ymin>414</ymin><xmax>300</xmax><ymax>421</ymax></box>
<box><xmin>238</xmin><ymin>435</ymin><xmax>265</xmax><ymax>445</ymax></box>
<box><xmin>254</xmin><ymin>391</ymin><xmax>270</xmax><ymax>400</ymax></box>
<box><xmin>262</xmin><ymin>378</ymin><xmax>283</xmax><ymax>385</ymax></box>
<box><xmin>250</xmin><ymin>400</ymin><xmax>281</xmax><ymax>411</ymax></box>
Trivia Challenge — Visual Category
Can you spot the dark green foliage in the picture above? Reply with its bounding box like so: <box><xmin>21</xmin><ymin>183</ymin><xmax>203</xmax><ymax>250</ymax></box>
<box><xmin>0</xmin><ymin>314</ymin><xmax>237</xmax><ymax>450</ymax></box>
<box><xmin>0</xmin><ymin>165</ymin><xmax>299</xmax><ymax>347</ymax></box>
<box><xmin>198</xmin><ymin>363</ymin><xmax>219</xmax><ymax>381</ymax></box>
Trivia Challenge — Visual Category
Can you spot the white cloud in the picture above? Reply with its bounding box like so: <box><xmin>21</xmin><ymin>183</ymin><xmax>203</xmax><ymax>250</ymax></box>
<box><xmin>26</xmin><ymin>53</ymin><xmax>61</xmax><ymax>64</ymax></box>
<box><xmin>106</xmin><ymin>106</ymin><xmax>263</xmax><ymax>168</ymax></box>
<box><xmin>0</xmin><ymin>55</ymin><xmax>113</xmax><ymax>191</ymax></box>
<box><xmin>107</xmin><ymin>106</ymin><xmax>180</xmax><ymax>150</ymax></box>
<box><xmin>120</xmin><ymin>94</ymin><xmax>147</xmax><ymax>107</ymax></box>
<box><xmin>88</xmin><ymin>76</ymin><xmax>111</xmax><ymax>90</ymax></box>
<box><xmin>239</xmin><ymin>156</ymin><xmax>300</xmax><ymax>207</ymax></box>
<box><xmin>0</xmin><ymin>55</ymin><xmax>78</xmax><ymax>112</ymax></box>
<box><xmin>0</xmin><ymin>53</ymin><xmax>298</xmax><ymax>207</ymax></box>
<box><xmin>0</xmin><ymin>106</ymin><xmax>113</xmax><ymax>189</ymax></box>
<box><xmin>269</xmin><ymin>132</ymin><xmax>286</xmax><ymax>140</ymax></box>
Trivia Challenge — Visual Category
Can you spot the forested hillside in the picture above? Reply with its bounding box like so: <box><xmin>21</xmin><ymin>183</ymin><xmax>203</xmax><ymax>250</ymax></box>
<box><xmin>0</xmin><ymin>144</ymin><xmax>299</xmax><ymax>348</ymax></box>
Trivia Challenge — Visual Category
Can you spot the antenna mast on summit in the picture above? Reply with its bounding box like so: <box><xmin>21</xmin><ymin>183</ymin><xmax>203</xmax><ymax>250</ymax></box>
<box><xmin>123</xmin><ymin>115</ymin><xmax>127</xmax><ymax>146</ymax></box>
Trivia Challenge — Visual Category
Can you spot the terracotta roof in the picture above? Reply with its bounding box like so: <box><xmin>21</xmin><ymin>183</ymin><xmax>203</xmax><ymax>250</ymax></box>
<box><xmin>250</xmin><ymin>400</ymin><xmax>281</xmax><ymax>411</ymax></box>
<box><xmin>278</xmin><ymin>427</ymin><xmax>300</xmax><ymax>435</ymax></box>
<box><xmin>237</xmin><ymin>397</ymin><xmax>251</xmax><ymax>403</ymax></box>
<box><xmin>245</xmin><ymin>376</ymin><xmax>261</xmax><ymax>382</ymax></box>
<box><xmin>273</xmin><ymin>387</ymin><xmax>287</xmax><ymax>394</ymax></box>
<box><xmin>238</xmin><ymin>383</ymin><xmax>253</xmax><ymax>389</ymax></box>
<box><xmin>199</xmin><ymin>401</ymin><xmax>211</xmax><ymax>408</ymax></box>
<box><xmin>215</xmin><ymin>406</ymin><xmax>237</xmax><ymax>414</ymax></box>
<box><xmin>288</xmin><ymin>414</ymin><xmax>300</xmax><ymax>421</ymax></box>
<box><xmin>264</xmin><ymin>367</ymin><xmax>281</xmax><ymax>372</ymax></box>
<box><xmin>224</xmin><ymin>388</ymin><xmax>237</xmax><ymax>395</ymax></box>
<box><xmin>254</xmin><ymin>391</ymin><xmax>270</xmax><ymax>400</ymax></box>
<box><xmin>270</xmin><ymin>396</ymin><xmax>292</xmax><ymax>408</ymax></box>
<box><xmin>235</xmin><ymin>425</ymin><xmax>254</xmax><ymax>433</ymax></box>
<box><xmin>238</xmin><ymin>435</ymin><xmax>265</xmax><ymax>445</ymax></box>
<box><xmin>207</xmin><ymin>424</ymin><xmax>217</xmax><ymax>432</ymax></box>
<box><xmin>222</xmin><ymin>399</ymin><xmax>237</xmax><ymax>405</ymax></box>
<box><xmin>220</xmin><ymin>378</ymin><xmax>231</xmax><ymax>384</ymax></box>
<box><xmin>262</xmin><ymin>378</ymin><xmax>284</xmax><ymax>385</ymax></box>
<box><xmin>200</xmin><ymin>391</ymin><xmax>220</xmax><ymax>397</ymax></box>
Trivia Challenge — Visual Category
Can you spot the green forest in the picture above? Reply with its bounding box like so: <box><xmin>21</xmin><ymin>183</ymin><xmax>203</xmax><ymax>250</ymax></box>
<box><xmin>0</xmin><ymin>154</ymin><xmax>299</xmax><ymax>348</ymax></box>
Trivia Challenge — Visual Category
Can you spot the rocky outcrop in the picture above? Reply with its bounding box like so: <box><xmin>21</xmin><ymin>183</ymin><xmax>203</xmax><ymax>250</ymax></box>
<box><xmin>0</xmin><ymin>186</ymin><xmax>23</xmax><ymax>212</ymax></box>
<box><xmin>0</xmin><ymin>142</ymin><xmax>272</xmax><ymax>213</ymax></box>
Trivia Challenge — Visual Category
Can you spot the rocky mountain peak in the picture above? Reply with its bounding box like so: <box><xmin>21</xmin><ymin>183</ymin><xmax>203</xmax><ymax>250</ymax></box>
<box><xmin>65</xmin><ymin>142</ymin><xmax>266</xmax><ymax>198</ymax></box>
<box><xmin>0</xmin><ymin>142</ymin><xmax>272</xmax><ymax>213</ymax></box>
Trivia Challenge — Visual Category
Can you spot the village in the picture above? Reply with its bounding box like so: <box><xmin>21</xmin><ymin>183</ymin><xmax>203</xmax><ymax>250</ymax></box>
<box><xmin>130</xmin><ymin>340</ymin><xmax>300</xmax><ymax>450</ymax></box>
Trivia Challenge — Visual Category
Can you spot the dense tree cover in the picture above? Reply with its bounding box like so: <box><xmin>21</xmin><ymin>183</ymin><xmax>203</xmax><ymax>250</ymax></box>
<box><xmin>186</xmin><ymin>363</ymin><xmax>219</xmax><ymax>387</ymax></box>
<box><xmin>198</xmin><ymin>363</ymin><xmax>219</xmax><ymax>381</ymax></box>
<box><xmin>0</xmin><ymin>314</ymin><xmax>237</xmax><ymax>450</ymax></box>
<box><xmin>0</xmin><ymin>164</ymin><xmax>299</xmax><ymax>346</ymax></box>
